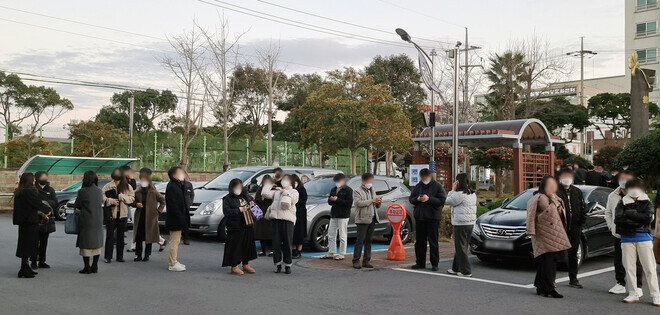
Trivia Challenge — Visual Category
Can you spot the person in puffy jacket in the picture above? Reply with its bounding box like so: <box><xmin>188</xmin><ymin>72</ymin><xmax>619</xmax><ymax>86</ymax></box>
<box><xmin>614</xmin><ymin>179</ymin><xmax>660</xmax><ymax>306</ymax></box>
<box><xmin>446</xmin><ymin>173</ymin><xmax>477</xmax><ymax>277</ymax></box>
<box><xmin>261</xmin><ymin>174</ymin><xmax>299</xmax><ymax>274</ymax></box>
<box><xmin>409</xmin><ymin>168</ymin><xmax>446</xmax><ymax>271</ymax></box>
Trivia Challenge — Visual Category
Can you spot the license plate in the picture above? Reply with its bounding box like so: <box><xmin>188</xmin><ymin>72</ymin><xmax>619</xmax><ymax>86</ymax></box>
<box><xmin>484</xmin><ymin>240</ymin><xmax>514</xmax><ymax>251</ymax></box>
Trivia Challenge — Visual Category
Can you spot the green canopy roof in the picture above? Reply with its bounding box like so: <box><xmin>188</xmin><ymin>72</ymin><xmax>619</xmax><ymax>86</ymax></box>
<box><xmin>18</xmin><ymin>155</ymin><xmax>139</xmax><ymax>176</ymax></box>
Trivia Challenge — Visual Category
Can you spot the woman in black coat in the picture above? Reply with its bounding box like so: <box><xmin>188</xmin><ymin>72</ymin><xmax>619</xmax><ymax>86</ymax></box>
<box><xmin>75</xmin><ymin>171</ymin><xmax>104</xmax><ymax>274</ymax></box>
<box><xmin>32</xmin><ymin>171</ymin><xmax>57</xmax><ymax>269</ymax></box>
<box><xmin>222</xmin><ymin>178</ymin><xmax>258</xmax><ymax>275</ymax></box>
<box><xmin>253</xmin><ymin>175</ymin><xmax>274</xmax><ymax>256</ymax></box>
<box><xmin>14</xmin><ymin>172</ymin><xmax>49</xmax><ymax>278</ymax></box>
<box><xmin>291</xmin><ymin>174</ymin><xmax>308</xmax><ymax>259</ymax></box>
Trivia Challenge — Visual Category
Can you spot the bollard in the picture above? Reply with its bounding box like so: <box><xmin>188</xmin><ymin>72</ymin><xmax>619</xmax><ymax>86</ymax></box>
<box><xmin>386</xmin><ymin>204</ymin><xmax>407</xmax><ymax>261</ymax></box>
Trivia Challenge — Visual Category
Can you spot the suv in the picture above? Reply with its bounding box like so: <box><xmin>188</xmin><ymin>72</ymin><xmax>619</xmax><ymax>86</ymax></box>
<box><xmin>159</xmin><ymin>166</ymin><xmax>341</xmax><ymax>241</ymax></box>
<box><xmin>304</xmin><ymin>175</ymin><xmax>415</xmax><ymax>252</ymax></box>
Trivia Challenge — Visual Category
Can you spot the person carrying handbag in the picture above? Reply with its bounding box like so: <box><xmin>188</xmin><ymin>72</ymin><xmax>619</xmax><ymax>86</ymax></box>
<box><xmin>102</xmin><ymin>168</ymin><xmax>135</xmax><ymax>263</ymax></box>
<box><xmin>261</xmin><ymin>174</ymin><xmax>299</xmax><ymax>274</ymax></box>
<box><xmin>222</xmin><ymin>178</ymin><xmax>258</xmax><ymax>275</ymax></box>
<box><xmin>32</xmin><ymin>171</ymin><xmax>57</xmax><ymax>270</ymax></box>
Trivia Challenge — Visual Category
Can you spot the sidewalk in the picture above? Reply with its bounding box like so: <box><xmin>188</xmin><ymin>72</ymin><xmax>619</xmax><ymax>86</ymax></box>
<box><xmin>304</xmin><ymin>241</ymin><xmax>456</xmax><ymax>270</ymax></box>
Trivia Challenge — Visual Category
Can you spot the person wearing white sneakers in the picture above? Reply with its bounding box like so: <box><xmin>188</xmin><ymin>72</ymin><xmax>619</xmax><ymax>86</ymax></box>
<box><xmin>614</xmin><ymin>178</ymin><xmax>660</xmax><ymax>306</ymax></box>
<box><xmin>165</xmin><ymin>166</ymin><xmax>189</xmax><ymax>272</ymax></box>
<box><xmin>323</xmin><ymin>174</ymin><xmax>353</xmax><ymax>261</ymax></box>
<box><xmin>605</xmin><ymin>170</ymin><xmax>644</xmax><ymax>295</ymax></box>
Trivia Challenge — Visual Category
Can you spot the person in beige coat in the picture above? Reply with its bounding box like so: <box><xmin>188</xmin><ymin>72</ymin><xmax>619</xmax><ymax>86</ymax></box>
<box><xmin>526</xmin><ymin>175</ymin><xmax>571</xmax><ymax>299</ymax></box>
<box><xmin>102</xmin><ymin>168</ymin><xmax>135</xmax><ymax>263</ymax></box>
<box><xmin>133</xmin><ymin>168</ymin><xmax>165</xmax><ymax>262</ymax></box>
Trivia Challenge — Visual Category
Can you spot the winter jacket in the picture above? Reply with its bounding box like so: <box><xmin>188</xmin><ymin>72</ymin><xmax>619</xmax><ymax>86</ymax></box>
<box><xmin>614</xmin><ymin>194</ymin><xmax>655</xmax><ymax>236</ymax></box>
<box><xmin>133</xmin><ymin>186</ymin><xmax>165</xmax><ymax>243</ymax></box>
<box><xmin>13</xmin><ymin>188</ymin><xmax>46</xmax><ymax>226</ymax></box>
<box><xmin>446</xmin><ymin>191</ymin><xmax>477</xmax><ymax>226</ymax></box>
<box><xmin>102</xmin><ymin>181</ymin><xmax>135</xmax><ymax>219</ymax></box>
<box><xmin>262</xmin><ymin>186</ymin><xmax>299</xmax><ymax>224</ymax></box>
<box><xmin>526</xmin><ymin>193</ymin><xmax>571</xmax><ymax>258</ymax></box>
<box><xmin>36</xmin><ymin>183</ymin><xmax>57</xmax><ymax>233</ymax></box>
<box><xmin>223</xmin><ymin>193</ymin><xmax>255</xmax><ymax>230</ymax></box>
<box><xmin>74</xmin><ymin>186</ymin><xmax>104</xmax><ymax>249</ymax></box>
<box><xmin>409</xmin><ymin>180</ymin><xmax>447</xmax><ymax>221</ymax></box>
<box><xmin>605</xmin><ymin>187</ymin><xmax>625</xmax><ymax>238</ymax></box>
<box><xmin>354</xmin><ymin>185</ymin><xmax>381</xmax><ymax>224</ymax></box>
<box><xmin>165</xmin><ymin>180</ymin><xmax>189</xmax><ymax>231</ymax></box>
<box><xmin>556</xmin><ymin>185</ymin><xmax>586</xmax><ymax>230</ymax></box>
<box><xmin>585</xmin><ymin>170</ymin><xmax>608</xmax><ymax>187</ymax></box>
<box><xmin>573</xmin><ymin>167</ymin><xmax>587</xmax><ymax>185</ymax></box>
<box><xmin>328</xmin><ymin>185</ymin><xmax>354</xmax><ymax>219</ymax></box>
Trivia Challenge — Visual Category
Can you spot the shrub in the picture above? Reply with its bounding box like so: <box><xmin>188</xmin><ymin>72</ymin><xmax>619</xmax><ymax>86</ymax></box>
<box><xmin>593</xmin><ymin>146</ymin><xmax>623</xmax><ymax>170</ymax></box>
<box><xmin>614</xmin><ymin>131</ymin><xmax>660</xmax><ymax>185</ymax></box>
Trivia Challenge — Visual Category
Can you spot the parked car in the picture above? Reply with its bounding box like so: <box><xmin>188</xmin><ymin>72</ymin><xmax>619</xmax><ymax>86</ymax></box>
<box><xmin>56</xmin><ymin>179</ymin><xmax>111</xmax><ymax>220</ymax></box>
<box><xmin>470</xmin><ymin>185</ymin><xmax>615</xmax><ymax>266</ymax></box>
<box><xmin>158</xmin><ymin>166</ymin><xmax>342</xmax><ymax>241</ymax></box>
<box><xmin>304</xmin><ymin>175</ymin><xmax>415</xmax><ymax>252</ymax></box>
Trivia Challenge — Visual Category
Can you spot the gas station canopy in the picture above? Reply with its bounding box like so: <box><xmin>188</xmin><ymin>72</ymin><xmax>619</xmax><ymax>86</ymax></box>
<box><xmin>18</xmin><ymin>155</ymin><xmax>139</xmax><ymax>176</ymax></box>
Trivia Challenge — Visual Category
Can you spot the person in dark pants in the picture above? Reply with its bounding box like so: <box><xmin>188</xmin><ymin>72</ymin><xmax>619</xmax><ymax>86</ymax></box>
<box><xmin>14</xmin><ymin>172</ymin><xmax>50</xmax><ymax>278</ymax></box>
<box><xmin>409</xmin><ymin>168</ymin><xmax>446</xmax><ymax>271</ymax></box>
<box><xmin>32</xmin><ymin>171</ymin><xmax>57</xmax><ymax>270</ymax></box>
<box><xmin>222</xmin><ymin>178</ymin><xmax>258</xmax><ymax>275</ymax></box>
<box><xmin>352</xmin><ymin>173</ymin><xmax>382</xmax><ymax>269</ymax></box>
<box><xmin>133</xmin><ymin>168</ymin><xmax>165</xmax><ymax>262</ymax></box>
<box><xmin>75</xmin><ymin>171</ymin><xmax>104</xmax><ymax>274</ymax></box>
<box><xmin>527</xmin><ymin>176</ymin><xmax>571</xmax><ymax>298</ymax></box>
<box><xmin>556</xmin><ymin>168</ymin><xmax>587</xmax><ymax>288</ymax></box>
<box><xmin>585</xmin><ymin>165</ymin><xmax>608</xmax><ymax>187</ymax></box>
<box><xmin>573</xmin><ymin>163</ymin><xmax>587</xmax><ymax>185</ymax></box>
<box><xmin>261</xmin><ymin>174</ymin><xmax>299</xmax><ymax>274</ymax></box>
<box><xmin>102</xmin><ymin>168</ymin><xmax>135</xmax><ymax>263</ymax></box>
<box><xmin>181</xmin><ymin>175</ymin><xmax>195</xmax><ymax>245</ymax></box>
<box><xmin>291</xmin><ymin>174</ymin><xmax>308</xmax><ymax>259</ymax></box>
<box><xmin>165</xmin><ymin>166</ymin><xmax>190</xmax><ymax>272</ymax></box>
<box><xmin>605</xmin><ymin>170</ymin><xmax>644</xmax><ymax>294</ymax></box>
<box><xmin>446</xmin><ymin>173</ymin><xmax>477</xmax><ymax>277</ymax></box>
<box><xmin>254</xmin><ymin>176</ymin><xmax>274</xmax><ymax>256</ymax></box>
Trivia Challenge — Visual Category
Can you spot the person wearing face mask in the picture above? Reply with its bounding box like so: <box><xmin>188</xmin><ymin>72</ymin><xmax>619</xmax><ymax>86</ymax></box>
<box><xmin>120</xmin><ymin>165</ymin><xmax>137</xmax><ymax>190</ymax></box>
<box><xmin>261</xmin><ymin>174</ymin><xmax>299</xmax><ymax>274</ymax></box>
<box><xmin>272</xmin><ymin>167</ymin><xmax>284</xmax><ymax>187</ymax></box>
<box><xmin>323</xmin><ymin>173</ymin><xmax>353</xmax><ymax>260</ymax></box>
<box><xmin>14</xmin><ymin>173</ymin><xmax>50</xmax><ymax>278</ymax></box>
<box><xmin>165</xmin><ymin>166</ymin><xmax>190</xmax><ymax>272</ymax></box>
<box><xmin>352</xmin><ymin>173</ymin><xmax>383</xmax><ymax>269</ymax></box>
<box><xmin>102</xmin><ymin>167</ymin><xmax>135</xmax><ymax>263</ymax></box>
<box><xmin>614</xmin><ymin>179</ymin><xmax>660</xmax><ymax>306</ymax></box>
<box><xmin>132</xmin><ymin>168</ymin><xmax>165</xmax><ymax>262</ymax></box>
<box><xmin>291</xmin><ymin>174</ymin><xmax>308</xmax><ymax>259</ymax></box>
<box><xmin>555</xmin><ymin>168</ymin><xmax>587</xmax><ymax>288</ymax></box>
<box><xmin>605</xmin><ymin>170</ymin><xmax>644</xmax><ymax>295</ymax></box>
<box><xmin>31</xmin><ymin>171</ymin><xmax>57</xmax><ymax>270</ymax></box>
<box><xmin>409</xmin><ymin>168</ymin><xmax>446</xmax><ymax>271</ymax></box>
<box><xmin>222</xmin><ymin>178</ymin><xmax>258</xmax><ymax>275</ymax></box>
<box><xmin>254</xmin><ymin>176</ymin><xmax>274</xmax><ymax>257</ymax></box>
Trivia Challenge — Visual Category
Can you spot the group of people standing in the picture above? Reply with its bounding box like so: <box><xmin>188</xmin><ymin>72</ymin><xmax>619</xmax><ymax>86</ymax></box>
<box><xmin>528</xmin><ymin>167</ymin><xmax>660</xmax><ymax>307</ymax></box>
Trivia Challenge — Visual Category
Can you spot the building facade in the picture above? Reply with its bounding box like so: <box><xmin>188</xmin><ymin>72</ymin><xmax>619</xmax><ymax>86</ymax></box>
<box><xmin>626</xmin><ymin>0</ymin><xmax>659</xmax><ymax>103</ymax></box>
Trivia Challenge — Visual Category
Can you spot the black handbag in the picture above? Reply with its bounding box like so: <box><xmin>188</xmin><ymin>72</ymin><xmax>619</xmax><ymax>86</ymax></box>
<box><xmin>104</xmin><ymin>189</ymin><xmax>118</xmax><ymax>222</ymax></box>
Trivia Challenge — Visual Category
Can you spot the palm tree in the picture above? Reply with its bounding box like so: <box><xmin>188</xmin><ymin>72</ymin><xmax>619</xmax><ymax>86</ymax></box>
<box><xmin>484</xmin><ymin>51</ymin><xmax>527</xmax><ymax>120</ymax></box>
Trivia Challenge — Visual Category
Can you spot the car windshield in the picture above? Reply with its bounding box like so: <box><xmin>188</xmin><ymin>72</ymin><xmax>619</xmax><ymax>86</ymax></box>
<box><xmin>61</xmin><ymin>181</ymin><xmax>82</xmax><ymax>192</ymax></box>
<box><xmin>202</xmin><ymin>170</ymin><xmax>256</xmax><ymax>190</ymax></box>
<box><xmin>305</xmin><ymin>177</ymin><xmax>336</xmax><ymax>197</ymax></box>
<box><xmin>501</xmin><ymin>189</ymin><xmax>535</xmax><ymax>210</ymax></box>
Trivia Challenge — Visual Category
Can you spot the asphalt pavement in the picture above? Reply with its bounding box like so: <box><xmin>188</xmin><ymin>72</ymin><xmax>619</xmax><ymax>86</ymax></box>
<box><xmin>1</xmin><ymin>215</ymin><xmax>658</xmax><ymax>314</ymax></box>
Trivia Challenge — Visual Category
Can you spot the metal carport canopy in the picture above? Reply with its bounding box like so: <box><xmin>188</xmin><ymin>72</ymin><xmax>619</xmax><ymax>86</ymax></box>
<box><xmin>17</xmin><ymin>155</ymin><xmax>139</xmax><ymax>176</ymax></box>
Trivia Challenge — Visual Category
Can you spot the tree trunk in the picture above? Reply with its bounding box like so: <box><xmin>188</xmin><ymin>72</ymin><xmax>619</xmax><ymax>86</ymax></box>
<box><xmin>318</xmin><ymin>147</ymin><xmax>325</xmax><ymax>168</ymax></box>
<box><xmin>350</xmin><ymin>149</ymin><xmax>358</xmax><ymax>175</ymax></box>
<box><xmin>495</xmin><ymin>167</ymin><xmax>504</xmax><ymax>198</ymax></box>
<box><xmin>223</xmin><ymin>124</ymin><xmax>230</xmax><ymax>171</ymax></box>
<box><xmin>372</xmin><ymin>150</ymin><xmax>379</xmax><ymax>174</ymax></box>
<box><xmin>247</xmin><ymin>129</ymin><xmax>258</xmax><ymax>166</ymax></box>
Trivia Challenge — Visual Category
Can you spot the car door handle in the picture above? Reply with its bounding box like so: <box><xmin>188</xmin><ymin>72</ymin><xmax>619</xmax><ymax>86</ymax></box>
<box><xmin>388</xmin><ymin>199</ymin><xmax>397</xmax><ymax>202</ymax></box>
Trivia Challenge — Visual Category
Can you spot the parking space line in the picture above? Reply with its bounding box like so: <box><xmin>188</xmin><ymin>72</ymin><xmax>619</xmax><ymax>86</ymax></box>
<box><xmin>555</xmin><ymin>266</ymin><xmax>614</xmax><ymax>283</ymax></box>
<box><xmin>392</xmin><ymin>268</ymin><xmax>535</xmax><ymax>289</ymax></box>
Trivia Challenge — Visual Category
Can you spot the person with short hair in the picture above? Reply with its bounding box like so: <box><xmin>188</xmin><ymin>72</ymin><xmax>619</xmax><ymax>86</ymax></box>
<box><xmin>32</xmin><ymin>171</ymin><xmax>57</xmax><ymax>269</ymax></box>
<box><xmin>273</xmin><ymin>167</ymin><xmax>284</xmax><ymax>187</ymax></box>
<box><xmin>352</xmin><ymin>173</ymin><xmax>382</xmax><ymax>269</ymax></box>
<box><xmin>614</xmin><ymin>179</ymin><xmax>660</xmax><ymax>306</ymax></box>
<box><xmin>222</xmin><ymin>178</ymin><xmax>258</xmax><ymax>275</ymax></box>
<box><xmin>261</xmin><ymin>174</ymin><xmax>299</xmax><ymax>274</ymax></box>
<box><xmin>14</xmin><ymin>172</ymin><xmax>49</xmax><ymax>278</ymax></box>
<box><xmin>605</xmin><ymin>170</ymin><xmax>644</xmax><ymax>294</ymax></box>
<box><xmin>446</xmin><ymin>173</ymin><xmax>477</xmax><ymax>277</ymax></box>
<box><xmin>556</xmin><ymin>168</ymin><xmax>587</xmax><ymax>288</ymax></box>
<box><xmin>324</xmin><ymin>173</ymin><xmax>353</xmax><ymax>260</ymax></box>
<box><xmin>120</xmin><ymin>165</ymin><xmax>137</xmax><ymax>190</ymax></box>
<box><xmin>75</xmin><ymin>171</ymin><xmax>104</xmax><ymax>274</ymax></box>
<box><xmin>573</xmin><ymin>163</ymin><xmax>587</xmax><ymax>185</ymax></box>
<box><xmin>133</xmin><ymin>168</ymin><xmax>165</xmax><ymax>262</ymax></box>
<box><xmin>102</xmin><ymin>167</ymin><xmax>135</xmax><ymax>263</ymax></box>
<box><xmin>410</xmin><ymin>168</ymin><xmax>446</xmax><ymax>271</ymax></box>
<box><xmin>254</xmin><ymin>175</ymin><xmax>274</xmax><ymax>256</ymax></box>
<box><xmin>165</xmin><ymin>166</ymin><xmax>189</xmax><ymax>272</ymax></box>
<box><xmin>585</xmin><ymin>165</ymin><xmax>608</xmax><ymax>187</ymax></box>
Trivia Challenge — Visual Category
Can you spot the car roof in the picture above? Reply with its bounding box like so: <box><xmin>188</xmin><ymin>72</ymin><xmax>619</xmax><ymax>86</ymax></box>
<box><xmin>229</xmin><ymin>166</ymin><xmax>341</xmax><ymax>172</ymax></box>
<box><xmin>313</xmin><ymin>174</ymin><xmax>402</xmax><ymax>182</ymax></box>
<box><xmin>524</xmin><ymin>185</ymin><xmax>607</xmax><ymax>194</ymax></box>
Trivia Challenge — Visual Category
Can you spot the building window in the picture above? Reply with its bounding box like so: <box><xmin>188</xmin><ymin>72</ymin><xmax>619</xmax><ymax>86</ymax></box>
<box><xmin>637</xmin><ymin>0</ymin><xmax>658</xmax><ymax>11</ymax></box>
<box><xmin>637</xmin><ymin>48</ymin><xmax>658</xmax><ymax>63</ymax></box>
<box><xmin>650</xmin><ymin>75</ymin><xmax>657</xmax><ymax>90</ymax></box>
<box><xmin>636</xmin><ymin>21</ymin><xmax>658</xmax><ymax>37</ymax></box>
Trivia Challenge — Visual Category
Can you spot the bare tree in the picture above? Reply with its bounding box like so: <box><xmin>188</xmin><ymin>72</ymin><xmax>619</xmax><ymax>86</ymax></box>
<box><xmin>159</xmin><ymin>20</ymin><xmax>206</xmax><ymax>169</ymax></box>
<box><xmin>196</xmin><ymin>14</ymin><xmax>246</xmax><ymax>171</ymax></box>
<box><xmin>257</xmin><ymin>41</ymin><xmax>285</xmax><ymax>166</ymax></box>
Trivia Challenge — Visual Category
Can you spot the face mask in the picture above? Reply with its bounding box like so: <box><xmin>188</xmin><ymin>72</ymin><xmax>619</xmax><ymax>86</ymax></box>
<box><xmin>627</xmin><ymin>188</ymin><xmax>642</xmax><ymax>198</ymax></box>
<box><xmin>140</xmin><ymin>181</ymin><xmax>149</xmax><ymax>188</ymax></box>
<box><xmin>422</xmin><ymin>179</ymin><xmax>431</xmax><ymax>185</ymax></box>
<box><xmin>560</xmin><ymin>178</ymin><xmax>573</xmax><ymax>186</ymax></box>
<box><xmin>364</xmin><ymin>183</ymin><xmax>373</xmax><ymax>189</ymax></box>
<box><xmin>38</xmin><ymin>179</ymin><xmax>48</xmax><ymax>186</ymax></box>
<box><xmin>233</xmin><ymin>188</ymin><xmax>243</xmax><ymax>196</ymax></box>
<box><xmin>281</xmin><ymin>180</ymin><xmax>291</xmax><ymax>188</ymax></box>
<box><xmin>335</xmin><ymin>182</ymin><xmax>343</xmax><ymax>188</ymax></box>
<box><xmin>176</xmin><ymin>174</ymin><xmax>185</xmax><ymax>182</ymax></box>
<box><xmin>111</xmin><ymin>173</ymin><xmax>122</xmax><ymax>181</ymax></box>
<box><xmin>619</xmin><ymin>180</ymin><xmax>627</xmax><ymax>189</ymax></box>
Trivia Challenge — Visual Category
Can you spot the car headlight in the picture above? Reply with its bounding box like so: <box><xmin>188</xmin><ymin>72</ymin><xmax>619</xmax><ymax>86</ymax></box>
<box><xmin>200</xmin><ymin>200</ymin><xmax>222</xmax><ymax>215</ymax></box>
<box><xmin>472</xmin><ymin>224</ymin><xmax>482</xmax><ymax>236</ymax></box>
<box><xmin>306</xmin><ymin>205</ymin><xmax>316</xmax><ymax>213</ymax></box>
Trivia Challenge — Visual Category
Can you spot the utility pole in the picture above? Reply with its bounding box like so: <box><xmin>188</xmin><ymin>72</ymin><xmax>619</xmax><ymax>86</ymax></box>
<box><xmin>449</xmin><ymin>43</ymin><xmax>462</xmax><ymax>180</ymax></box>
<box><xmin>460</xmin><ymin>27</ymin><xmax>482</xmax><ymax>122</ymax></box>
<box><xmin>430</xmin><ymin>49</ymin><xmax>437</xmax><ymax>171</ymax></box>
<box><xmin>128</xmin><ymin>93</ymin><xmax>135</xmax><ymax>158</ymax></box>
<box><xmin>566</xmin><ymin>37</ymin><xmax>596</xmax><ymax>157</ymax></box>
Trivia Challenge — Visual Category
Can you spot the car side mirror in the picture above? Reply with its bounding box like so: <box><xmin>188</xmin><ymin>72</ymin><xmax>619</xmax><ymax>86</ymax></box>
<box><xmin>248</xmin><ymin>183</ymin><xmax>258</xmax><ymax>193</ymax></box>
<box><xmin>501</xmin><ymin>198</ymin><xmax>510</xmax><ymax>207</ymax></box>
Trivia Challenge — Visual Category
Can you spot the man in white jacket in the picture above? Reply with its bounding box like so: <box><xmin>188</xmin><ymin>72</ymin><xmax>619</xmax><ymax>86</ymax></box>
<box><xmin>605</xmin><ymin>170</ymin><xmax>643</xmax><ymax>295</ymax></box>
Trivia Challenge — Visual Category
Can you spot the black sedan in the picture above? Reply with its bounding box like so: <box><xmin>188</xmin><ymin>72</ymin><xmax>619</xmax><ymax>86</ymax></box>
<box><xmin>470</xmin><ymin>185</ymin><xmax>615</xmax><ymax>266</ymax></box>
<box><xmin>55</xmin><ymin>179</ymin><xmax>111</xmax><ymax>220</ymax></box>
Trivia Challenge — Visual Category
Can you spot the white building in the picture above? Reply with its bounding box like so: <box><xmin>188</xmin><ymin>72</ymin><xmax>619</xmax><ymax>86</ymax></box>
<box><xmin>626</xmin><ymin>0</ymin><xmax>659</xmax><ymax>103</ymax></box>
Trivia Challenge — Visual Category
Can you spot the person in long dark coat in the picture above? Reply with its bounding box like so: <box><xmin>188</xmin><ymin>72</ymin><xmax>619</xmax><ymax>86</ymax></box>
<box><xmin>222</xmin><ymin>178</ymin><xmax>258</xmax><ymax>275</ymax></box>
<box><xmin>253</xmin><ymin>175</ymin><xmax>274</xmax><ymax>256</ymax></box>
<box><xmin>291</xmin><ymin>174</ymin><xmax>308</xmax><ymax>259</ymax></box>
<box><xmin>133</xmin><ymin>168</ymin><xmax>165</xmax><ymax>262</ymax></box>
<box><xmin>75</xmin><ymin>171</ymin><xmax>104</xmax><ymax>274</ymax></box>
<box><xmin>14</xmin><ymin>172</ymin><xmax>49</xmax><ymax>278</ymax></box>
<box><xmin>165</xmin><ymin>166</ymin><xmax>189</xmax><ymax>272</ymax></box>
<box><xmin>32</xmin><ymin>171</ymin><xmax>57</xmax><ymax>269</ymax></box>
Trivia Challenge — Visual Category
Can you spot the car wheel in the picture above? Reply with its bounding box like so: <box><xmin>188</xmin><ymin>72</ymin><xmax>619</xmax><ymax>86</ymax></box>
<box><xmin>577</xmin><ymin>239</ymin><xmax>585</xmax><ymax>268</ymax></box>
<box><xmin>310</xmin><ymin>217</ymin><xmax>330</xmax><ymax>252</ymax></box>
<box><xmin>56</xmin><ymin>202</ymin><xmax>68</xmax><ymax>221</ymax></box>
<box><xmin>216</xmin><ymin>219</ymin><xmax>228</xmax><ymax>242</ymax></box>
<box><xmin>400</xmin><ymin>218</ymin><xmax>412</xmax><ymax>244</ymax></box>
<box><xmin>476</xmin><ymin>254</ymin><xmax>497</xmax><ymax>263</ymax></box>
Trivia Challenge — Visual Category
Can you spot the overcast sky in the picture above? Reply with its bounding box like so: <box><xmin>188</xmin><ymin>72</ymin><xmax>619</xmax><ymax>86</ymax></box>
<box><xmin>0</xmin><ymin>0</ymin><xmax>626</xmax><ymax>130</ymax></box>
